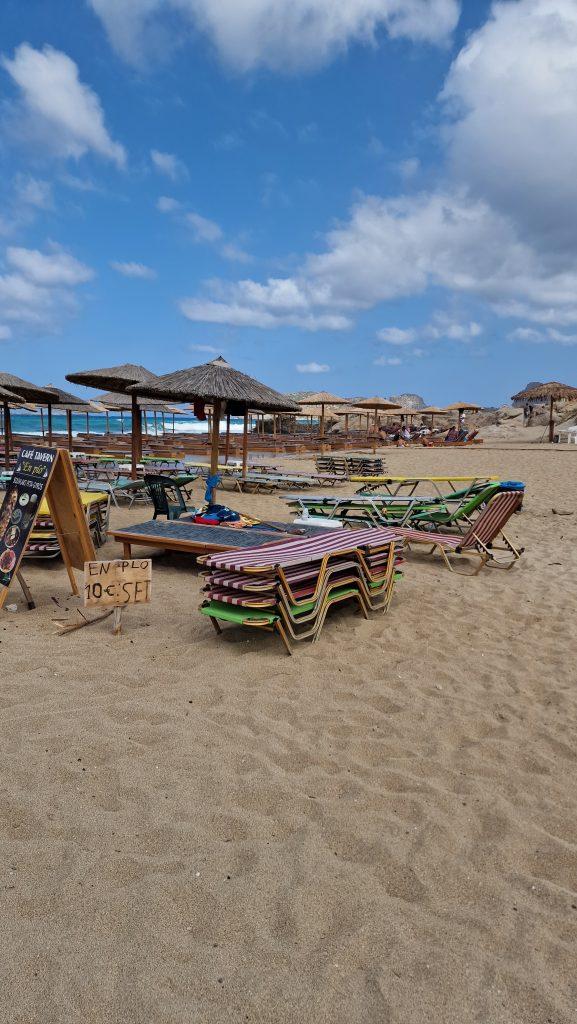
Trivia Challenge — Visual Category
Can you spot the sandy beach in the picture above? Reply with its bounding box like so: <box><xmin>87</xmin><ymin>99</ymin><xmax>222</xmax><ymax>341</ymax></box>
<box><xmin>2</xmin><ymin>440</ymin><xmax>577</xmax><ymax>1024</ymax></box>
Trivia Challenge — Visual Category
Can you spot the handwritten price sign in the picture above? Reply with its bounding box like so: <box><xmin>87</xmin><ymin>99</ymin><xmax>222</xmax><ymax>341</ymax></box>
<box><xmin>84</xmin><ymin>558</ymin><xmax>152</xmax><ymax>607</ymax></box>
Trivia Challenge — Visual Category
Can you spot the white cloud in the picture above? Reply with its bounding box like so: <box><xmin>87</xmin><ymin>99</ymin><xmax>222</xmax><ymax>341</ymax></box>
<box><xmin>509</xmin><ymin>325</ymin><xmax>577</xmax><ymax>346</ymax></box>
<box><xmin>374</xmin><ymin>355</ymin><xmax>402</xmax><ymax>365</ymax></box>
<box><xmin>378</xmin><ymin>315</ymin><xmax>483</xmax><ymax>346</ymax></box>
<box><xmin>186</xmin><ymin>211</ymin><xmax>223</xmax><ymax>243</ymax></box>
<box><xmin>0</xmin><ymin>325</ymin><xmax>12</xmax><ymax>341</ymax></box>
<box><xmin>160</xmin><ymin>1</ymin><xmax>577</xmax><ymax>337</ymax></box>
<box><xmin>60</xmin><ymin>173</ymin><xmax>101</xmax><ymax>192</ymax></box>
<box><xmin>157</xmin><ymin>195</ymin><xmax>182</xmax><ymax>212</ymax></box>
<box><xmin>13</xmin><ymin>174</ymin><xmax>53</xmax><ymax>209</ymax></box>
<box><xmin>189</xmin><ymin>343</ymin><xmax>220</xmax><ymax>354</ymax></box>
<box><xmin>6</xmin><ymin>246</ymin><xmax>93</xmax><ymax>286</ymax></box>
<box><xmin>88</xmin><ymin>0</ymin><xmax>460</xmax><ymax>70</ymax></box>
<box><xmin>158</xmin><ymin>198</ymin><xmax>253</xmax><ymax>264</ymax></box>
<box><xmin>195</xmin><ymin>188</ymin><xmax>577</xmax><ymax>330</ymax></box>
<box><xmin>0</xmin><ymin>175</ymin><xmax>54</xmax><ymax>238</ymax></box>
<box><xmin>214</xmin><ymin>131</ymin><xmax>243</xmax><ymax>151</ymax></box>
<box><xmin>397</xmin><ymin>157</ymin><xmax>420</xmax><ymax>180</ymax></box>
<box><xmin>0</xmin><ymin>243</ymin><xmax>93</xmax><ymax>331</ymax></box>
<box><xmin>442</xmin><ymin>0</ymin><xmax>577</xmax><ymax>246</ymax></box>
<box><xmin>377</xmin><ymin>326</ymin><xmax>416</xmax><ymax>345</ymax></box>
<box><xmin>219</xmin><ymin>242</ymin><xmax>253</xmax><ymax>265</ymax></box>
<box><xmin>423</xmin><ymin>313</ymin><xmax>483</xmax><ymax>341</ymax></box>
<box><xmin>180</xmin><ymin>297</ymin><xmax>350</xmax><ymax>331</ymax></box>
<box><xmin>1</xmin><ymin>44</ymin><xmax>126</xmax><ymax>167</ymax></box>
<box><xmin>296</xmin><ymin>361</ymin><xmax>330</xmax><ymax>373</ymax></box>
<box><xmin>110</xmin><ymin>261</ymin><xmax>157</xmax><ymax>279</ymax></box>
<box><xmin>150</xmin><ymin>148</ymin><xmax>187</xmax><ymax>180</ymax></box>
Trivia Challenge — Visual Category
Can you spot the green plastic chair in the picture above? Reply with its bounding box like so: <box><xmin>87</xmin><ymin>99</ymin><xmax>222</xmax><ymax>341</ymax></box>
<box><xmin>144</xmin><ymin>474</ymin><xmax>190</xmax><ymax>520</ymax></box>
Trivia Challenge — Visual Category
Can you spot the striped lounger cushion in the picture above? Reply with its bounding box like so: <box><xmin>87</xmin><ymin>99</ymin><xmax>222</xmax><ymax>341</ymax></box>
<box><xmin>201</xmin><ymin>526</ymin><xmax>400</xmax><ymax>572</ymax></box>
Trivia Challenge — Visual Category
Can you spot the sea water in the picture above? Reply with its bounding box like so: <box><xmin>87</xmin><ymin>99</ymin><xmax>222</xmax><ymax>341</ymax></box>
<box><xmin>6</xmin><ymin>411</ymin><xmax>246</xmax><ymax>438</ymax></box>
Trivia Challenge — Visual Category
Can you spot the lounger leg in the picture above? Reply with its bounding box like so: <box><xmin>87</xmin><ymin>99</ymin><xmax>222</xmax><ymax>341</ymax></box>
<box><xmin>439</xmin><ymin>546</ymin><xmax>455</xmax><ymax>572</ymax></box>
<box><xmin>123</xmin><ymin>542</ymin><xmax>132</xmax><ymax>558</ymax></box>
<box><xmin>209</xmin><ymin>616</ymin><xmax>222</xmax><ymax>635</ymax></box>
<box><xmin>276</xmin><ymin>620</ymin><xmax>293</xmax><ymax>656</ymax></box>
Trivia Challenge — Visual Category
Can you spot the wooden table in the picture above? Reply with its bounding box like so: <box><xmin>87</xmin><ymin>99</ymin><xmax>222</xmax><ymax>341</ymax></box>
<box><xmin>109</xmin><ymin>519</ymin><xmax>327</xmax><ymax>559</ymax></box>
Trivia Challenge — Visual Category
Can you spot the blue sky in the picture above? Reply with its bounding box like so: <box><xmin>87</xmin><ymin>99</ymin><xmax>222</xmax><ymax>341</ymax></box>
<box><xmin>1</xmin><ymin>0</ymin><xmax>577</xmax><ymax>405</ymax></box>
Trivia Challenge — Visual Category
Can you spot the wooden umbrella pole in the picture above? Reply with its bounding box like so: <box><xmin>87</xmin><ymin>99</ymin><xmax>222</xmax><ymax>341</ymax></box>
<box><xmin>549</xmin><ymin>395</ymin><xmax>554</xmax><ymax>443</ymax></box>
<box><xmin>66</xmin><ymin>409</ymin><xmax>72</xmax><ymax>451</ymax></box>
<box><xmin>40</xmin><ymin>407</ymin><xmax>45</xmax><ymax>438</ymax></box>
<box><xmin>120</xmin><ymin>410</ymin><xmax>124</xmax><ymax>434</ymax></box>
<box><xmin>86</xmin><ymin>411</ymin><xmax>90</xmax><ymax>435</ymax></box>
<box><xmin>224</xmin><ymin>411</ymin><xmax>231</xmax><ymax>463</ymax></box>
<box><xmin>3</xmin><ymin>401</ymin><xmax>11</xmax><ymax>470</ymax></box>
<box><xmin>131</xmin><ymin>393</ymin><xmax>142</xmax><ymax>480</ymax></box>
<box><xmin>105</xmin><ymin>411</ymin><xmax>110</xmax><ymax>436</ymax></box>
<box><xmin>242</xmin><ymin>408</ymin><xmax>249</xmax><ymax>476</ymax></box>
<box><xmin>209</xmin><ymin>397</ymin><xmax>222</xmax><ymax>503</ymax></box>
<box><xmin>154</xmin><ymin>411</ymin><xmax>158</xmax><ymax>437</ymax></box>
<box><xmin>47</xmin><ymin>403</ymin><xmax>53</xmax><ymax>446</ymax></box>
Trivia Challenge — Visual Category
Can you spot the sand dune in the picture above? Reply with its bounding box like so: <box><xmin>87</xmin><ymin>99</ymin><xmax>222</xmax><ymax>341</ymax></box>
<box><xmin>1</xmin><ymin>442</ymin><xmax>577</xmax><ymax>1023</ymax></box>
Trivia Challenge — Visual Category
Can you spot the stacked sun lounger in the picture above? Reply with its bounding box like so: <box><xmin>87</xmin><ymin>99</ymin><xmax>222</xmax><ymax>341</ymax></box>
<box><xmin>24</xmin><ymin>490</ymin><xmax>110</xmax><ymax>559</ymax></box>
<box><xmin>199</xmin><ymin>526</ymin><xmax>403</xmax><ymax>654</ymax></box>
<box><xmin>315</xmin><ymin>455</ymin><xmax>349</xmax><ymax>477</ymax></box>
<box><xmin>346</xmin><ymin>455</ymin><xmax>386</xmax><ymax>475</ymax></box>
<box><xmin>314</xmin><ymin>455</ymin><xmax>386</xmax><ymax>477</ymax></box>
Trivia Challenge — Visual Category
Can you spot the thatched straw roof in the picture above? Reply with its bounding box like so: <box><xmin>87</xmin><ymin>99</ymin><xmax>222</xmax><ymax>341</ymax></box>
<box><xmin>355</xmin><ymin>396</ymin><xmax>401</xmax><ymax>410</ymax></box>
<box><xmin>298</xmin><ymin>391</ymin><xmax>348</xmax><ymax>406</ymax></box>
<box><xmin>443</xmin><ymin>401</ymin><xmax>483</xmax><ymax>411</ymax></box>
<box><xmin>298</xmin><ymin>404</ymin><xmax>342</xmax><ymax>418</ymax></box>
<box><xmin>0</xmin><ymin>372</ymin><xmax>56</xmax><ymax>404</ymax></box>
<box><xmin>0</xmin><ymin>384</ymin><xmax>24</xmax><ymax>402</ymax></box>
<box><xmin>41</xmin><ymin>384</ymin><xmax>91</xmax><ymax>410</ymax></box>
<box><xmin>511</xmin><ymin>381</ymin><xmax>577</xmax><ymax>402</ymax></box>
<box><xmin>128</xmin><ymin>356</ymin><xmax>300</xmax><ymax>413</ymax></box>
<box><xmin>421</xmin><ymin>406</ymin><xmax>446</xmax><ymax>414</ymax></box>
<box><xmin>96</xmin><ymin>391</ymin><xmax>179</xmax><ymax>413</ymax></box>
<box><xmin>66</xmin><ymin>363</ymin><xmax>157</xmax><ymax>394</ymax></box>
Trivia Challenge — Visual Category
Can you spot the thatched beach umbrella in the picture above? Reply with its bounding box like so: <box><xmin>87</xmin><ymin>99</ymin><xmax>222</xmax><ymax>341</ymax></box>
<box><xmin>298</xmin><ymin>392</ymin><xmax>349</xmax><ymax>439</ymax></box>
<box><xmin>421</xmin><ymin>405</ymin><xmax>446</xmax><ymax>428</ymax></box>
<box><xmin>128</xmin><ymin>356</ymin><xmax>299</xmax><ymax>500</ymax></box>
<box><xmin>511</xmin><ymin>381</ymin><xmax>577</xmax><ymax>442</ymax></box>
<box><xmin>0</xmin><ymin>373</ymin><xmax>56</xmax><ymax>468</ymax></box>
<box><xmin>41</xmin><ymin>385</ymin><xmax>92</xmax><ymax>451</ymax></box>
<box><xmin>443</xmin><ymin>401</ymin><xmax>483</xmax><ymax>428</ymax></box>
<box><xmin>355</xmin><ymin>396</ymin><xmax>401</xmax><ymax>432</ymax></box>
<box><xmin>66</xmin><ymin>364</ymin><xmax>157</xmax><ymax>478</ymax></box>
<box><xmin>96</xmin><ymin>391</ymin><xmax>179</xmax><ymax>438</ymax></box>
<box><xmin>381</xmin><ymin>407</ymin><xmax>417</xmax><ymax>424</ymax></box>
<box><xmin>333</xmin><ymin>405</ymin><xmax>372</xmax><ymax>438</ymax></box>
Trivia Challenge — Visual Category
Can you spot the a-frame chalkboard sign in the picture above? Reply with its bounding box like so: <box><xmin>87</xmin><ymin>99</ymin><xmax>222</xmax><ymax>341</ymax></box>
<box><xmin>0</xmin><ymin>446</ymin><xmax>96</xmax><ymax>609</ymax></box>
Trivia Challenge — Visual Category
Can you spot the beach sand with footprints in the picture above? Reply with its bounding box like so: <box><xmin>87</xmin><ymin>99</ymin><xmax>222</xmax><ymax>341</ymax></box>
<box><xmin>1</xmin><ymin>440</ymin><xmax>576</xmax><ymax>1023</ymax></box>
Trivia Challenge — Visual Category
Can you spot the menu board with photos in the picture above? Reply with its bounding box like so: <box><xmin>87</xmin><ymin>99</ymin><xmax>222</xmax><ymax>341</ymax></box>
<box><xmin>0</xmin><ymin>446</ymin><xmax>57</xmax><ymax>594</ymax></box>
